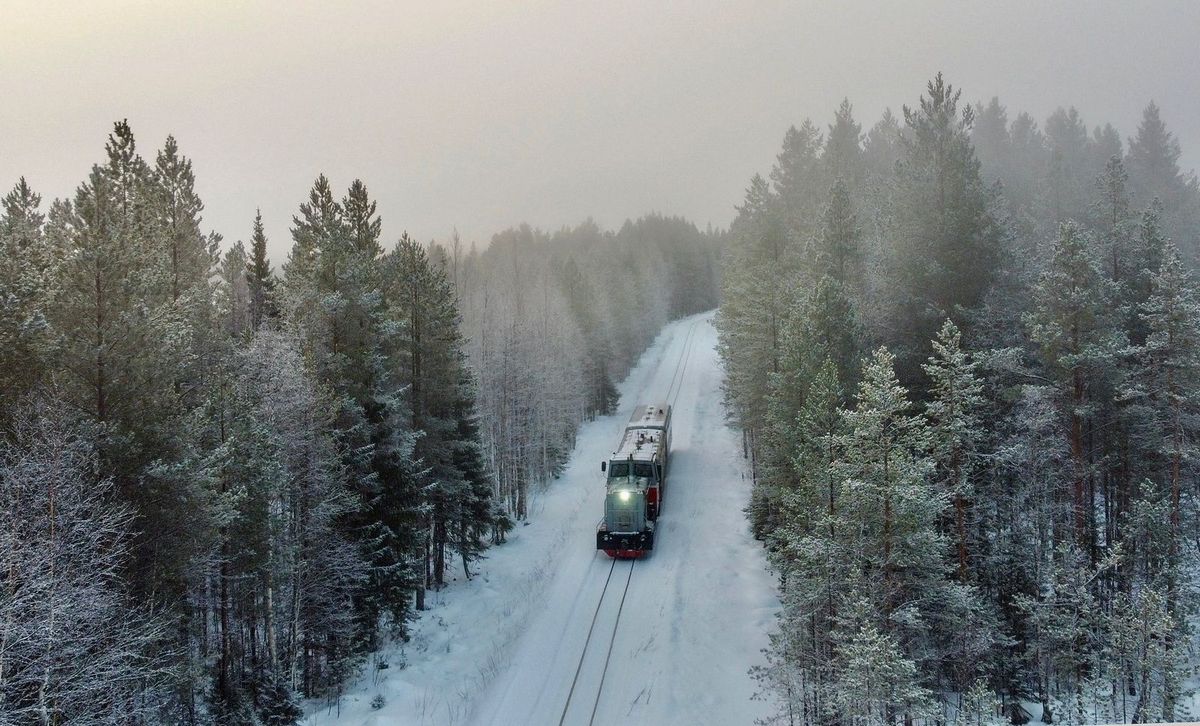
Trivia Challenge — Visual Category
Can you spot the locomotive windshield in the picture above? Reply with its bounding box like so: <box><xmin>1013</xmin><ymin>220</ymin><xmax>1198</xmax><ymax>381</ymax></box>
<box><xmin>607</xmin><ymin>461</ymin><xmax>655</xmax><ymax>480</ymax></box>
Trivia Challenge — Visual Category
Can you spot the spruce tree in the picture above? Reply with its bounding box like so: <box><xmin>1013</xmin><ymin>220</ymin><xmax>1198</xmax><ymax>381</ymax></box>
<box><xmin>281</xmin><ymin>176</ymin><xmax>421</xmax><ymax>642</ymax></box>
<box><xmin>385</xmin><ymin>235</ymin><xmax>493</xmax><ymax>589</ymax></box>
<box><xmin>824</xmin><ymin>98</ymin><xmax>865</xmax><ymax>187</ymax></box>
<box><xmin>247</xmin><ymin>209</ymin><xmax>276</xmax><ymax>330</ymax></box>
<box><xmin>1126</xmin><ymin>102</ymin><xmax>1189</xmax><ymax>212</ymax></box>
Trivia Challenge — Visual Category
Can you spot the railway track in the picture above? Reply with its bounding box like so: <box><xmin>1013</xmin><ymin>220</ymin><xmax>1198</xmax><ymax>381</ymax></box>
<box><xmin>557</xmin><ymin>319</ymin><xmax>701</xmax><ymax>725</ymax></box>
<box><xmin>556</xmin><ymin>558</ymin><xmax>636</xmax><ymax>726</ymax></box>
<box><xmin>664</xmin><ymin>318</ymin><xmax>700</xmax><ymax>406</ymax></box>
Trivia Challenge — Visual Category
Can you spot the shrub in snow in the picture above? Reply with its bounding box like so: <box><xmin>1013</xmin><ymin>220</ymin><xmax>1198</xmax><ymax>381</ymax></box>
<box><xmin>256</xmin><ymin>676</ymin><xmax>304</xmax><ymax>725</ymax></box>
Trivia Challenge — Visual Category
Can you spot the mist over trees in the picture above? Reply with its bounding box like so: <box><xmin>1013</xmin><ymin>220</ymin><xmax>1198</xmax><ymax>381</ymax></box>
<box><xmin>0</xmin><ymin>123</ymin><xmax>720</xmax><ymax>723</ymax></box>
<box><xmin>720</xmin><ymin>74</ymin><xmax>1200</xmax><ymax>725</ymax></box>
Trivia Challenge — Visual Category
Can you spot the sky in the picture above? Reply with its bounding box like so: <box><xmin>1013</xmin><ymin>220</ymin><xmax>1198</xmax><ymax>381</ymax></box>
<box><xmin>2</xmin><ymin>0</ymin><xmax>1198</xmax><ymax>264</ymax></box>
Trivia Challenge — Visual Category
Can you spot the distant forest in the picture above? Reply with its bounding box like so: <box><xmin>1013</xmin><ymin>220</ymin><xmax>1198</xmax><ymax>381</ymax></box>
<box><xmin>719</xmin><ymin>74</ymin><xmax>1200</xmax><ymax>725</ymax></box>
<box><xmin>0</xmin><ymin>123</ymin><xmax>720</xmax><ymax>723</ymax></box>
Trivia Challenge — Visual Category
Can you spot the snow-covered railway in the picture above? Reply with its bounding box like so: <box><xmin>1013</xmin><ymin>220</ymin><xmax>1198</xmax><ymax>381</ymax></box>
<box><xmin>309</xmin><ymin>314</ymin><xmax>778</xmax><ymax>726</ymax></box>
<box><xmin>556</xmin><ymin>558</ymin><xmax>636</xmax><ymax>725</ymax></box>
<box><xmin>471</xmin><ymin>314</ymin><xmax>779</xmax><ymax>726</ymax></box>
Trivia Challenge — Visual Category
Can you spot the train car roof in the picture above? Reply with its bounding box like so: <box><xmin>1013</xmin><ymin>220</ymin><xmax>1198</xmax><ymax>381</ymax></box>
<box><xmin>627</xmin><ymin>402</ymin><xmax>670</xmax><ymax>429</ymax></box>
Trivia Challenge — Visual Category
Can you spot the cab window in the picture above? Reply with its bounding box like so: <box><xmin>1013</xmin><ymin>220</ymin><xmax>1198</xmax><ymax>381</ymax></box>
<box><xmin>608</xmin><ymin>461</ymin><xmax>630</xmax><ymax>478</ymax></box>
<box><xmin>633</xmin><ymin>462</ymin><xmax>655</xmax><ymax>479</ymax></box>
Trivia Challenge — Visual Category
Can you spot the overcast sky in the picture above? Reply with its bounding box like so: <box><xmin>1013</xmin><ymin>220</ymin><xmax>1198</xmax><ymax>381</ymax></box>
<box><xmin>2</xmin><ymin>0</ymin><xmax>1198</xmax><ymax>263</ymax></box>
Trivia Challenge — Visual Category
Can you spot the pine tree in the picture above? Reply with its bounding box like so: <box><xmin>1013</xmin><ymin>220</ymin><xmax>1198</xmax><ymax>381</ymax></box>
<box><xmin>151</xmin><ymin>135</ymin><xmax>216</xmax><ymax>306</ymax></box>
<box><xmin>1025</xmin><ymin>221</ymin><xmax>1124</xmax><ymax>550</ymax></box>
<box><xmin>837</xmin><ymin>348</ymin><xmax>938</xmax><ymax>620</ymax></box>
<box><xmin>837</xmin><ymin>348</ymin><xmax>991</xmax><ymax>699</ymax></box>
<box><xmin>754</xmin><ymin>358</ymin><xmax>845</xmax><ymax>724</ymax></box>
<box><xmin>830</xmin><ymin>610</ymin><xmax>934</xmax><ymax>726</ymax></box>
<box><xmin>771</xmin><ymin>120</ymin><xmax>825</xmax><ymax>240</ymax></box>
<box><xmin>862</xmin><ymin>108</ymin><xmax>902</xmax><ymax>179</ymax></box>
<box><xmin>971</xmin><ymin>98</ymin><xmax>1011</xmax><ymax>186</ymax></box>
<box><xmin>1042</xmin><ymin>107</ymin><xmax>1095</xmax><ymax>226</ymax></box>
<box><xmin>716</xmin><ymin>174</ymin><xmax>796</xmax><ymax>478</ymax></box>
<box><xmin>386</xmin><ymin>236</ymin><xmax>493</xmax><ymax>590</ymax></box>
<box><xmin>890</xmin><ymin>74</ymin><xmax>1001</xmax><ymax>382</ymax></box>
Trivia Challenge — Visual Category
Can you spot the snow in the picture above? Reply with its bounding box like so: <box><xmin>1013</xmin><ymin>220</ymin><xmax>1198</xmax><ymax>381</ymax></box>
<box><xmin>304</xmin><ymin>311</ymin><xmax>780</xmax><ymax>726</ymax></box>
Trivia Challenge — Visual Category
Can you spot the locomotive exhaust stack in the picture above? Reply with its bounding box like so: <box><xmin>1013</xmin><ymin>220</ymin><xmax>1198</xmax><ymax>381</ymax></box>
<box><xmin>597</xmin><ymin>403</ymin><xmax>672</xmax><ymax>558</ymax></box>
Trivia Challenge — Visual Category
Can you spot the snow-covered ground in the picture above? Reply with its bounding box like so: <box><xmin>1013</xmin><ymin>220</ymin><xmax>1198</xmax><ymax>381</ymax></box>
<box><xmin>305</xmin><ymin>312</ymin><xmax>780</xmax><ymax>726</ymax></box>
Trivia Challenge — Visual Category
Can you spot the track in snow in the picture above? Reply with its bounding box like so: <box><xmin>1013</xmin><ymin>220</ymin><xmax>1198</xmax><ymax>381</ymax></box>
<box><xmin>471</xmin><ymin>312</ymin><xmax>779</xmax><ymax>726</ymax></box>
<box><xmin>557</xmin><ymin>558</ymin><xmax>635</xmax><ymax>726</ymax></box>
<box><xmin>557</xmin><ymin>319</ymin><xmax>698</xmax><ymax>726</ymax></box>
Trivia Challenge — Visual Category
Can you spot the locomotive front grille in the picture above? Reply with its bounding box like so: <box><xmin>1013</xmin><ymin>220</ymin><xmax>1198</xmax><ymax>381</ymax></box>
<box><xmin>613</xmin><ymin>507</ymin><xmax>635</xmax><ymax>532</ymax></box>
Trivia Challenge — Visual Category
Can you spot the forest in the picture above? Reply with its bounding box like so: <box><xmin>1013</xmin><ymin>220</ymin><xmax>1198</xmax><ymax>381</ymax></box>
<box><xmin>0</xmin><ymin>123</ymin><xmax>720</xmax><ymax>723</ymax></box>
<box><xmin>718</xmin><ymin>74</ymin><xmax>1200</xmax><ymax>725</ymax></box>
<box><xmin>6</xmin><ymin>62</ymin><xmax>1200</xmax><ymax>726</ymax></box>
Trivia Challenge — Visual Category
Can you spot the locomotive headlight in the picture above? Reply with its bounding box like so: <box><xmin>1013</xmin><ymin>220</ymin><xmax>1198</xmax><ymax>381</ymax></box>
<box><xmin>618</xmin><ymin>490</ymin><xmax>632</xmax><ymax>502</ymax></box>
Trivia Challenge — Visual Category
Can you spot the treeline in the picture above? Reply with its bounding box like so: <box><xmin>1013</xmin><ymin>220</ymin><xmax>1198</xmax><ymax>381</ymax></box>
<box><xmin>718</xmin><ymin>74</ymin><xmax>1200</xmax><ymax>725</ymax></box>
<box><xmin>456</xmin><ymin>216</ymin><xmax>721</xmax><ymax>519</ymax></box>
<box><xmin>0</xmin><ymin>123</ymin><xmax>720</xmax><ymax>723</ymax></box>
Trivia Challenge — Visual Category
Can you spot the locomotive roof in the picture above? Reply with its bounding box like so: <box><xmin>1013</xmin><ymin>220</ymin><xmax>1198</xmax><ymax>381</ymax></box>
<box><xmin>609</xmin><ymin>429</ymin><xmax>667</xmax><ymax>458</ymax></box>
<box><xmin>612</xmin><ymin>425</ymin><xmax>666</xmax><ymax>462</ymax></box>
<box><xmin>627</xmin><ymin>402</ymin><xmax>670</xmax><ymax>429</ymax></box>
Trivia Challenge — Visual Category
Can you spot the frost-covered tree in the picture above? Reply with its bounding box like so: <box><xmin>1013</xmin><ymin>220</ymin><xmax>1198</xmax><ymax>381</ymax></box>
<box><xmin>1025</xmin><ymin>221</ymin><xmax>1124</xmax><ymax>548</ymax></box>
<box><xmin>0</xmin><ymin>178</ymin><xmax>52</xmax><ymax>424</ymax></box>
<box><xmin>923</xmin><ymin>319</ymin><xmax>984</xmax><ymax>581</ymax></box>
<box><xmin>724</xmin><ymin>82</ymin><xmax>1200</xmax><ymax>725</ymax></box>
<box><xmin>0</xmin><ymin>398</ymin><xmax>169</xmax><ymax>722</ymax></box>
<box><xmin>1137</xmin><ymin>241</ymin><xmax>1200</xmax><ymax>601</ymax></box>
<box><xmin>772</xmin><ymin>121</ymin><xmax>825</xmax><ymax>241</ymax></box>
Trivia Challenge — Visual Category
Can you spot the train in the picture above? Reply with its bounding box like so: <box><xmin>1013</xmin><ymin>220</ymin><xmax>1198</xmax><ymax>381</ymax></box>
<box><xmin>596</xmin><ymin>403</ymin><xmax>672</xmax><ymax>558</ymax></box>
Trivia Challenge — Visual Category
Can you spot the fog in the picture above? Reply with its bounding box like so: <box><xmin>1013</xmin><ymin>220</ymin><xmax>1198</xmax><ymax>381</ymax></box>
<box><xmin>2</xmin><ymin>0</ymin><xmax>1197</xmax><ymax>261</ymax></box>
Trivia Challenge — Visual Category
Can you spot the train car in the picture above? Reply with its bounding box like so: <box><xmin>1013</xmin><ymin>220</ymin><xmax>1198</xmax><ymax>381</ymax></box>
<box><xmin>596</xmin><ymin>403</ymin><xmax>672</xmax><ymax>558</ymax></box>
